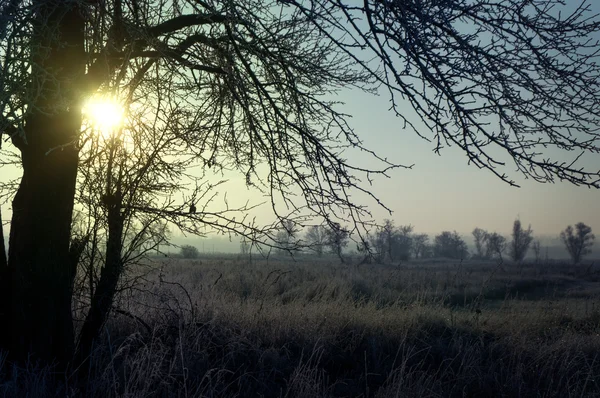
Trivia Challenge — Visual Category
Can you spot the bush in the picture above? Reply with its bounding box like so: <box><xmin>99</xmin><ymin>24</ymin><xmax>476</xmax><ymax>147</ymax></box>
<box><xmin>180</xmin><ymin>244</ymin><xmax>199</xmax><ymax>259</ymax></box>
<box><xmin>433</xmin><ymin>231</ymin><xmax>468</xmax><ymax>259</ymax></box>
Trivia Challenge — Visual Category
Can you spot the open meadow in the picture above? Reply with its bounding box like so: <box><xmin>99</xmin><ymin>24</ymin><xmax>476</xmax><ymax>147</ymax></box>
<box><xmin>4</xmin><ymin>255</ymin><xmax>600</xmax><ymax>397</ymax></box>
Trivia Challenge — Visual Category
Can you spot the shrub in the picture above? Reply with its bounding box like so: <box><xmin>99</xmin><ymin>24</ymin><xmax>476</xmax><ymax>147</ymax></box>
<box><xmin>180</xmin><ymin>244</ymin><xmax>199</xmax><ymax>259</ymax></box>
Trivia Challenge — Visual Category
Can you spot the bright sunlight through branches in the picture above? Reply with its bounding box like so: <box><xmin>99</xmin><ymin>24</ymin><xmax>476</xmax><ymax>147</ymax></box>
<box><xmin>83</xmin><ymin>97</ymin><xmax>124</xmax><ymax>136</ymax></box>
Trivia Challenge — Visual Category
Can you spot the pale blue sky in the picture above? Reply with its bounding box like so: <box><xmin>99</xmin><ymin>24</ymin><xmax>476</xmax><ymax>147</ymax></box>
<box><xmin>339</xmin><ymin>88</ymin><xmax>599</xmax><ymax>236</ymax></box>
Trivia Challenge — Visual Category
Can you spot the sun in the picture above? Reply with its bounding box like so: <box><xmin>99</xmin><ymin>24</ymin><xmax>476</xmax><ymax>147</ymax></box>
<box><xmin>83</xmin><ymin>97</ymin><xmax>124</xmax><ymax>134</ymax></box>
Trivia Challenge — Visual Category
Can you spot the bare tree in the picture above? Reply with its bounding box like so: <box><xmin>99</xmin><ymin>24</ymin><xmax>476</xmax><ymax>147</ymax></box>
<box><xmin>532</xmin><ymin>240</ymin><xmax>542</xmax><ymax>264</ymax></box>
<box><xmin>305</xmin><ymin>225</ymin><xmax>327</xmax><ymax>257</ymax></box>
<box><xmin>382</xmin><ymin>219</ymin><xmax>396</xmax><ymax>262</ymax></box>
<box><xmin>325</xmin><ymin>223</ymin><xmax>349</xmax><ymax>263</ymax></box>
<box><xmin>240</xmin><ymin>239</ymin><xmax>251</xmax><ymax>257</ymax></box>
<box><xmin>276</xmin><ymin>220</ymin><xmax>298</xmax><ymax>255</ymax></box>
<box><xmin>412</xmin><ymin>234</ymin><xmax>429</xmax><ymax>260</ymax></box>
<box><xmin>433</xmin><ymin>231</ymin><xmax>468</xmax><ymax>259</ymax></box>
<box><xmin>369</xmin><ymin>227</ymin><xmax>386</xmax><ymax>263</ymax></box>
<box><xmin>2</xmin><ymin>0</ymin><xmax>600</xmax><ymax>368</ymax></box>
<box><xmin>472</xmin><ymin>228</ymin><xmax>489</xmax><ymax>259</ymax></box>
<box><xmin>356</xmin><ymin>238</ymin><xmax>374</xmax><ymax>264</ymax></box>
<box><xmin>394</xmin><ymin>224</ymin><xmax>414</xmax><ymax>261</ymax></box>
<box><xmin>486</xmin><ymin>233</ymin><xmax>507</xmax><ymax>261</ymax></box>
<box><xmin>509</xmin><ymin>220</ymin><xmax>534</xmax><ymax>263</ymax></box>
<box><xmin>367</xmin><ymin>222</ymin><xmax>412</xmax><ymax>263</ymax></box>
<box><xmin>560</xmin><ymin>223</ymin><xmax>595</xmax><ymax>264</ymax></box>
<box><xmin>421</xmin><ymin>243</ymin><xmax>435</xmax><ymax>259</ymax></box>
<box><xmin>70</xmin><ymin>94</ymin><xmax>278</xmax><ymax>369</ymax></box>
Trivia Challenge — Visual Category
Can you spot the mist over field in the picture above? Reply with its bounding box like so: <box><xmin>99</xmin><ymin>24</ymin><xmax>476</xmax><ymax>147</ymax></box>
<box><xmin>156</xmin><ymin>234</ymin><xmax>579</xmax><ymax>260</ymax></box>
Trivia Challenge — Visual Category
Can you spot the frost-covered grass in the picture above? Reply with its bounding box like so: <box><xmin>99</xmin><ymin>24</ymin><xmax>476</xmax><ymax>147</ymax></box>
<box><xmin>3</xmin><ymin>257</ymin><xmax>600</xmax><ymax>397</ymax></box>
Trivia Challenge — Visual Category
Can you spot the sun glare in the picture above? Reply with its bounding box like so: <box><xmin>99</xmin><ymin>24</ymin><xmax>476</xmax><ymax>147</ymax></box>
<box><xmin>84</xmin><ymin>98</ymin><xmax>124</xmax><ymax>134</ymax></box>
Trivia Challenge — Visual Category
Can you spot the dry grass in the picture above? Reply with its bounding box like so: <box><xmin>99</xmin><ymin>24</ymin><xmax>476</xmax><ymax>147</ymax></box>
<box><xmin>2</xmin><ymin>256</ymin><xmax>600</xmax><ymax>397</ymax></box>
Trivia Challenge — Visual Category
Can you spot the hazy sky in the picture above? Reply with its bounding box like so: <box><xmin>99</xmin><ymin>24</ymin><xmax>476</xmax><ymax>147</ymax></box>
<box><xmin>334</xmin><ymin>0</ymin><xmax>600</xmax><ymax>238</ymax></box>
<box><xmin>339</xmin><ymin>88</ymin><xmax>599</xmax><ymax>237</ymax></box>
<box><xmin>2</xmin><ymin>1</ymin><xmax>599</xmax><ymax>242</ymax></box>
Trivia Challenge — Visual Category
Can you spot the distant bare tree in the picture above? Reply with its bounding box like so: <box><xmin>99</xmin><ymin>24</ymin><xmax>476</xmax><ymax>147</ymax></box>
<box><xmin>412</xmin><ymin>234</ymin><xmax>429</xmax><ymax>259</ymax></box>
<box><xmin>369</xmin><ymin>226</ymin><xmax>387</xmax><ymax>263</ymax></box>
<box><xmin>486</xmin><ymin>233</ymin><xmax>507</xmax><ymax>260</ymax></box>
<box><xmin>276</xmin><ymin>220</ymin><xmax>298</xmax><ymax>255</ymax></box>
<box><xmin>532</xmin><ymin>240</ymin><xmax>542</xmax><ymax>264</ymax></box>
<box><xmin>394</xmin><ymin>224</ymin><xmax>414</xmax><ymax>261</ymax></box>
<box><xmin>382</xmin><ymin>220</ymin><xmax>396</xmax><ymax>262</ymax></box>
<box><xmin>240</xmin><ymin>239</ymin><xmax>251</xmax><ymax>256</ymax></box>
<box><xmin>509</xmin><ymin>220</ymin><xmax>534</xmax><ymax>263</ymax></box>
<box><xmin>472</xmin><ymin>228</ymin><xmax>489</xmax><ymax>259</ymax></box>
<box><xmin>560</xmin><ymin>223</ymin><xmax>595</xmax><ymax>264</ymax></box>
<box><xmin>422</xmin><ymin>244</ymin><xmax>435</xmax><ymax>259</ymax></box>
<box><xmin>325</xmin><ymin>223</ymin><xmax>349</xmax><ymax>263</ymax></box>
<box><xmin>356</xmin><ymin>238</ymin><xmax>374</xmax><ymax>264</ymax></box>
<box><xmin>433</xmin><ymin>231</ymin><xmax>468</xmax><ymax>259</ymax></box>
<box><xmin>305</xmin><ymin>225</ymin><xmax>327</xmax><ymax>257</ymax></box>
<box><xmin>368</xmin><ymin>221</ymin><xmax>413</xmax><ymax>263</ymax></box>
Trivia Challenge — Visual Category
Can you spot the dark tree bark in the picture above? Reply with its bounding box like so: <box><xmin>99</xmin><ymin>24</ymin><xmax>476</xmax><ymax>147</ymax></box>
<box><xmin>0</xmin><ymin>208</ymin><xmax>7</xmax><ymax>351</ymax></box>
<box><xmin>0</xmin><ymin>209</ymin><xmax>6</xmax><ymax>270</ymax></box>
<box><xmin>0</xmin><ymin>1</ymin><xmax>85</xmax><ymax>368</ymax></box>
<box><xmin>74</xmin><ymin>198</ymin><xmax>125</xmax><ymax>371</ymax></box>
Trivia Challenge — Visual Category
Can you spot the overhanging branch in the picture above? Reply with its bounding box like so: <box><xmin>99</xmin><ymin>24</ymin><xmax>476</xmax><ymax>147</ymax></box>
<box><xmin>148</xmin><ymin>13</ymin><xmax>228</xmax><ymax>37</ymax></box>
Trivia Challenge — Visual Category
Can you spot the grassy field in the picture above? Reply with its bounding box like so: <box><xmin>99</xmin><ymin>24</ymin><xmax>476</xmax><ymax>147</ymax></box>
<box><xmin>3</xmin><ymin>255</ymin><xmax>600</xmax><ymax>397</ymax></box>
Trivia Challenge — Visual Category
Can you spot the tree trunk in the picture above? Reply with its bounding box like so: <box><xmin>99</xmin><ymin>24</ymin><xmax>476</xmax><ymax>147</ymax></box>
<box><xmin>6</xmin><ymin>146</ymin><xmax>80</xmax><ymax>366</ymax></box>
<box><xmin>74</xmin><ymin>204</ymin><xmax>125</xmax><ymax>371</ymax></box>
<box><xmin>0</xmin><ymin>209</ymin><xmax>8</xmax><ymax>354</ymax></box>
<box><xmin>0</xmin><ymin>209</ymin><xmax>6</xmax><ymax>270</ymax></box>
<box><xmin>0</xmin><ymin>1</ymin><xmax>85</xmax><ymax>369</ymax></box>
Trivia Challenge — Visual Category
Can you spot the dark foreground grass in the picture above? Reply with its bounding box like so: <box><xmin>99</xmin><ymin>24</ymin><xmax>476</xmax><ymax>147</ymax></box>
<box><xmin>2</xmin><ymin>257</ymin><xmax>600</xmax><ymax>397</ymax></box>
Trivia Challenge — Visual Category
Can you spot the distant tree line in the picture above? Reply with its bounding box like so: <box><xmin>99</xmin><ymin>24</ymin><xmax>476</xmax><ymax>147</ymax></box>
<box><xmin>262</xmin><ymin>218</ymin><xmax>596</xmax><ymax>265</ymax></box>
<box><xmin>471</xmin><ymin>221</ymin><xmax>595</xmax><ymax>265</ymax></box>
<box><xmin>274</xmin><ymin>219</ymin><xmax>476</xmax><ymax>263</ymax></box>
